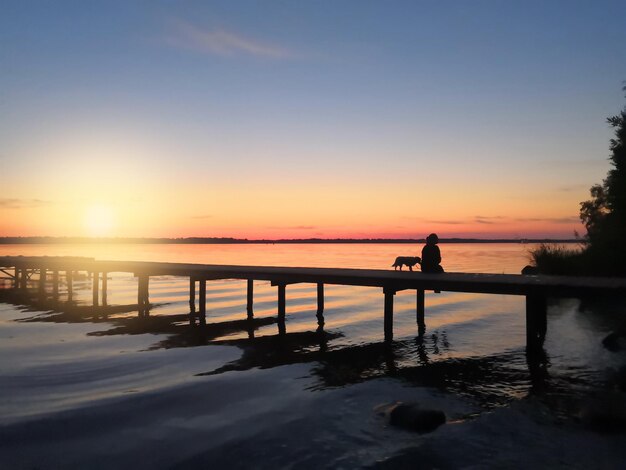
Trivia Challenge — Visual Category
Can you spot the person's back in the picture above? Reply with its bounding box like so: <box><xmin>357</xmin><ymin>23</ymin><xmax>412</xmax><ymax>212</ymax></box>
<box><xmin>421</xmin><ymin>233</ymin><xmax>444</xmax><ymax>273</ymax></box>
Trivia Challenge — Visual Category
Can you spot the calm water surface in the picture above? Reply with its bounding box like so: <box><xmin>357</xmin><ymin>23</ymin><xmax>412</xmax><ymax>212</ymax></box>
<box><xmin>1</xmin><ymin>243</ymin><xmax>625</xmax><ymax>468</ymax></box>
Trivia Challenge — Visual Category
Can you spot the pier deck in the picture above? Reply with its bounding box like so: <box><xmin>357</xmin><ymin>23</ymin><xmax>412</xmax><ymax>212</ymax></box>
<box><xmin>96</xmin><ymin>259</ymin><xmax>626</xmax><ymax>296</ymax></box>
<box><xmin>2</xmin><ymin>255</ymin><xmax>626</xmax><ymax>348</ymax></box>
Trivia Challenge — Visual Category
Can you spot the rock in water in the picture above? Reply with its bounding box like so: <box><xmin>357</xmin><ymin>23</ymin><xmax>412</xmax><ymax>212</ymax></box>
<box><xmin>389</xmin><ymin>403</ymin><xmax>446</xmax><ymax>433</ymax></box>
<box><xmin>602</xmin><ymin>332</ymin><xmax>626</xmax><ymax>352</ymax></box>
<box><xmin>580</xmin><ymin>392</ymin><xmax>626</xmax><ymax>433</ymax></box>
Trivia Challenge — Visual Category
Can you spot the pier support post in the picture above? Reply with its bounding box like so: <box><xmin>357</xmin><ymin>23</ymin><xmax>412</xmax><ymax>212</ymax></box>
<box><xmin>189</xmin><ymin>278</ymin><xmax>196</xmax><ymax>315</ymax></box>
<box><xmin>526</xmin><ymin>294</ymin><xmax>547</xmax><ymax>349</ymax></box>
<box><xmin>20</xmin><ymin>269</ymin><xmax>28</xmax><ymax>290</ymax></box>
<box><xmin>316</xmin><ymin>283</ymin><xmax>325</xmax><ymax>327</ymax></box>
<box><xmin>93</xmin><ymin>272</ymin><xmax>99</xmax><ymax>307</ymax></box>
<box><xmin>66</xmin><ymin>270</ymin><xmax>73</xmax><ymax>302</ymax></box>
<box><xmin>384</xmin><ymin>287</ymin><xmax>396</xmax><ymax>341</ymax></box>
<box><xmin>416</xmin><ymin>289</ymin><xmax>425</xmax><ymax>333</ymax></box>
<box><xmin>247</xmin><ymin>279</ymin><xmax>254</xmax><ymax>320</ymax></box>
<box><xmin>14</xmin><ymin>267</ymin><xmax>19</xmax><ymax>289</ymax></box>
<box><xmin>52</xmin><ymin>271</ymin><xmax>59</xmax><ymax>300</ymax></box>
<box><xmin>102</xmin><ymin>272</ymin><xmax>108</xmax><ymax>306</ymax></box>
<box><xmin>277</xmin><ymin>283</ymin><xmax>286</xmax><ymax>335</ymax></box>
<box><xmin>138</xmin><ymin>275</ymin><xmax>150</xmax><ymax>317</ymax></box>
<box><xmin>38</xmin><ymin>267</ymin><xmax>46</xmax><ymax>301</ymax></box>
<box><xmin>199</xmin><ymin>279</ymin><xmax>206</xmax><ymax>325</ymax></box>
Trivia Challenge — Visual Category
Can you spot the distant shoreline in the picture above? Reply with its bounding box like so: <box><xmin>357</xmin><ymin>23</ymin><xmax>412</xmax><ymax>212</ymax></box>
<box><xmin>0</xmin><ymin>237</ymin><xmax>581</xmax><ymax>245</ymax></box>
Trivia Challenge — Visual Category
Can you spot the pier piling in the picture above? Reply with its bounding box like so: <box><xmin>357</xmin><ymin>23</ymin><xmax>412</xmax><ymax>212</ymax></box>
<box><xmin>316</xmin><ymin>283</ymin><xmax>325</xmax><ymax>326</ymax></box>
<box><xmin>138</xmin><ymin>275</ymin><xmax>150</xmax><ymax>317</ymax></box>
<box><xmin>384</xmin><ymin>287</ymin><xmax>396</xmax><ymax>341</ymax></box>
<box><xmin>317</xmin><ymin>283</ymin><xmax>324</xmax><ymax>314</ymax></box>
<box><xmin>199</xmin><ymin>279</ymin><xmax>206</xmax><ymax>324</ymax></box>
<box><xmin>416</xmin><ymin>289</ymin><xmax>425</xmax><ymax>332</ymax></box>
<box><xmin>189</xmin><ymin>278</ymin><xmax>196</xmax><ymax>315</ymax></box>
<box><xmin>38</xmin><ymin>267</ymin><xmax>46</xmax><ymax>301</ymax></box>
<box><xmin>102</xmin><ymin>272</ymin><xmax>108</xmax><ymax>306</ymax></box>
<box><xmin>277</xmin><ymin>283</ymin><xmax>286</xmax><ymax>334</ymax></box>
<box><xmin>92</xmin><ymin>272</ymin><xmax>99</xmax><ymax>307</ymax></box>
<box><xmin>19</xmin><ymin>269</ymin><xmax>27</xmax><ymax>290</ymax></box>
<box><xmin>66</xmin><ymin>270</ymin><xmax>73</xmax><ymax>301</ymax></box>
<box><xmin>247</xmin><ymin>279</ymin><xmax>254</xmax><ymax>320</ymax></box>
<box><xmin>52</xmin><ymin>270</ymin><xmax>59</xmax><ymax>300</ymax></box>
<box><xmin>526</xmin><ymin>294</ymin><xmax>547</xmax><ymax>349</ymax></box>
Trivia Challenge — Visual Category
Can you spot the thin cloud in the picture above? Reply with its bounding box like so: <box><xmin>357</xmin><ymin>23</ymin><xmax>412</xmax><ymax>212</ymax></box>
<box><xmin>166</xmin><ymin>20</ymin><xmax>294</xmax><ymax>59</ymax></box>
<box><xmin>0</xmin><ymin>198</ymin><xmax>51</xmax><ymax>209</ymax></box>
<box><xmin>401</xmin><ymin>215</ymin><xmax>580</xmax><ymax>226</ymax></box>
<box><xmin>516</xmin><ymin>216</ymin><xmax>580</xmax><ymax>224</ymax></box>
<box><xmin>426</xmin><ymin>216</ymin><xmax>508</xmax><ymax>225</ymax></box>
<box><xmin>267</xmin><ymin>225</ymin><xmax>317</xmax><ymax>230</ymax></box>
<box><xmin>557</xmin><ymin>184</ymin><xmax>588</xmax><ymax>192</ymax></box>
<box><xmin>474</xmin><ymin>215</ymin><xmax>507</xmax><ymax>225</ymax></box>
<box><xmin>424</xmin><ymin>219</ymin><xmax>465</xmax><ymax>225</ymax></box>
<box><xmin>541</xmin><ymin>159</ymin><xmax>606</xmax><ymax>168</ymax></box>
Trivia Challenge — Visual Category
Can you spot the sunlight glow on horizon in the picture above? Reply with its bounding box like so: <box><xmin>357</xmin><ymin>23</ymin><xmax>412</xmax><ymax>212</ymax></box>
<box><xmin>83</xmin><ymin>205</ymin><xmax>116</xmax><ymax>237</ymax></box>
<box><xmin>1</xmin><ymin>1</ymin><xmax>624</xmax><ymax>240</ymax></box>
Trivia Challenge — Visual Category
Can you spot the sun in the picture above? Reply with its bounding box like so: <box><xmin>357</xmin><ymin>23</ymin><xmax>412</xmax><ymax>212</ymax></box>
<box><xmin>84</xmin><ymin>205</ymin><xmax>116</xmax><ymax>237</ymax></box>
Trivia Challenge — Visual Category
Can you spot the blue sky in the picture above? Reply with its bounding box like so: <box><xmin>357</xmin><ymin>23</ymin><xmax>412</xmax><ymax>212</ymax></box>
<box><xmin>1</xmin><ymin>1</ymin><xmax>626</xmax><ymax>238</ymax></box>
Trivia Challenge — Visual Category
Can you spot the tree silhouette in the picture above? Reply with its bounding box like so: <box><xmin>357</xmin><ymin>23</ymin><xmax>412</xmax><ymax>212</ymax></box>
<box><xmin>579</xmin><ymin>84</ymin><xmax>626</xmax><ymax>273</ymax></box>
<box><xmin>534</xmin><ymin>85</ymin><xmax>626</xmax><ymax>275</ymax></box>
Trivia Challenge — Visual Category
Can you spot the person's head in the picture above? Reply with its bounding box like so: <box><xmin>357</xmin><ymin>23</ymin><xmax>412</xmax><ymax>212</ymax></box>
<box><xmin>426</xmin><ymin>233</ymin><xmax>439</xmax><ymax>245</ymax></box>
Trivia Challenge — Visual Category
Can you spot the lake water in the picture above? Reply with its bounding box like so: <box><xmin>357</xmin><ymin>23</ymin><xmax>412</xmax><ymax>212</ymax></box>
<box><xmin>1</xmin><ymin>243</ymin><xmax>625</xmax><ymax>469</ymax></box>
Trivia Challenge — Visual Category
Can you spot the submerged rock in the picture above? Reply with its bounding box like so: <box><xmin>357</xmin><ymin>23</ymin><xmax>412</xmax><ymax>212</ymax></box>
<box><xmin>388</xmin><ymin>402</ymin><xmax>446</xmax><ymax>433</ymax></box>
<box><xmin>580</xmin><ymin>392</ymin><xmax>626</xmax><ymax>433</ymax></box>
<box><xmin>602</xmin><ymin>331</ymin><xmax>626</xmax><ymax>352</ymax></box>
<box><xmin>608</xmin><ymin>365</ymin><xmax>626</xmax><ymax>392</ymax></box>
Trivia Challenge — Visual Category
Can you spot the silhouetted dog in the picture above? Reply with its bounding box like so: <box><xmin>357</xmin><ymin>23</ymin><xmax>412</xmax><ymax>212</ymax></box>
<box><xmin>392</xmin><ymin>256</ymin><xmax>421</xmax><ymax>271</ymax></box>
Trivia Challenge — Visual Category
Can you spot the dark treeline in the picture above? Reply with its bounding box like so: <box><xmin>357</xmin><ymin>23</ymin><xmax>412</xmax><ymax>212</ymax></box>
<box><xmin>0</xmin><ymin>236</ymin><xmax>578</xmax><ymax>245</ymax></box>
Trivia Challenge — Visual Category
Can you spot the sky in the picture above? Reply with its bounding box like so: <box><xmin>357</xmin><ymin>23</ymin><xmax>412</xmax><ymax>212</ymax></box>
<box><xmin>1</xmin><ymin>0</ymin><xmax>626</xmax><ymax>239</ymax></box>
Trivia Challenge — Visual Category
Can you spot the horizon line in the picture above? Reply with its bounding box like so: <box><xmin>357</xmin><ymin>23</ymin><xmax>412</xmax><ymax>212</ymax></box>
<box><xmin>0</xmin><ymin>236</ymin><xmax>582</xmax><ymax>245</ymax></box>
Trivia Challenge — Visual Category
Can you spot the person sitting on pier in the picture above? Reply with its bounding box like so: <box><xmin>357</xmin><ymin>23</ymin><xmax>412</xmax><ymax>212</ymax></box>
<box><xmin>421</xmin><ymin>233</ymin><xmax>444</xmax><ymax>273</ymax></box>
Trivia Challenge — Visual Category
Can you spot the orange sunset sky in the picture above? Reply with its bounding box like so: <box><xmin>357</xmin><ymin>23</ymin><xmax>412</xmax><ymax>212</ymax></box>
<box><xmin>2</xmin><ymin>2</ymin><xmax>625</xmax><ymax>240</ymax></box>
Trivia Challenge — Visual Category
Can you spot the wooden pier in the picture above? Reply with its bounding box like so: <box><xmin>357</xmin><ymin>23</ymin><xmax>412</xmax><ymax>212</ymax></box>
<box><xmin>2</xmin><ymin>255</ymin><xmax>626</xmax><ymax>349</ymax></box>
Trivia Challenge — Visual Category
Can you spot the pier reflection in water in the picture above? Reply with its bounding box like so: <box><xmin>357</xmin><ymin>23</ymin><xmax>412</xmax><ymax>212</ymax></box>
<box><xmin>0</xmin><ymin>281</ymin><xmax>557</xmax><ymax>413</ymax></box>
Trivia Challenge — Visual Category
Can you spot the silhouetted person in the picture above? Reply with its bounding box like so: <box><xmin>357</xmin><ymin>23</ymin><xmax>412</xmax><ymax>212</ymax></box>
<box><xmin>421</xmin><ymin>233</ymin><xmax>444</xmax><ymax>273</ymax></box>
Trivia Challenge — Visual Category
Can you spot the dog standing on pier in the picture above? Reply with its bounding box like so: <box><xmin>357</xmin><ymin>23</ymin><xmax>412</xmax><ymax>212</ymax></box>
<box><xmin>391</xmin><ymin>256</ymin><xmax>421</xmax><ymax>271</ymax></box>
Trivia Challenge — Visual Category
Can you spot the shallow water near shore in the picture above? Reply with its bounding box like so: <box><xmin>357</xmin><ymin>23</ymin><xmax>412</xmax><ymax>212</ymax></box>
<box><xmin>1</xmin><ymin>243</ymin><xmax>626</xmax><ymax>468</ymax></box>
